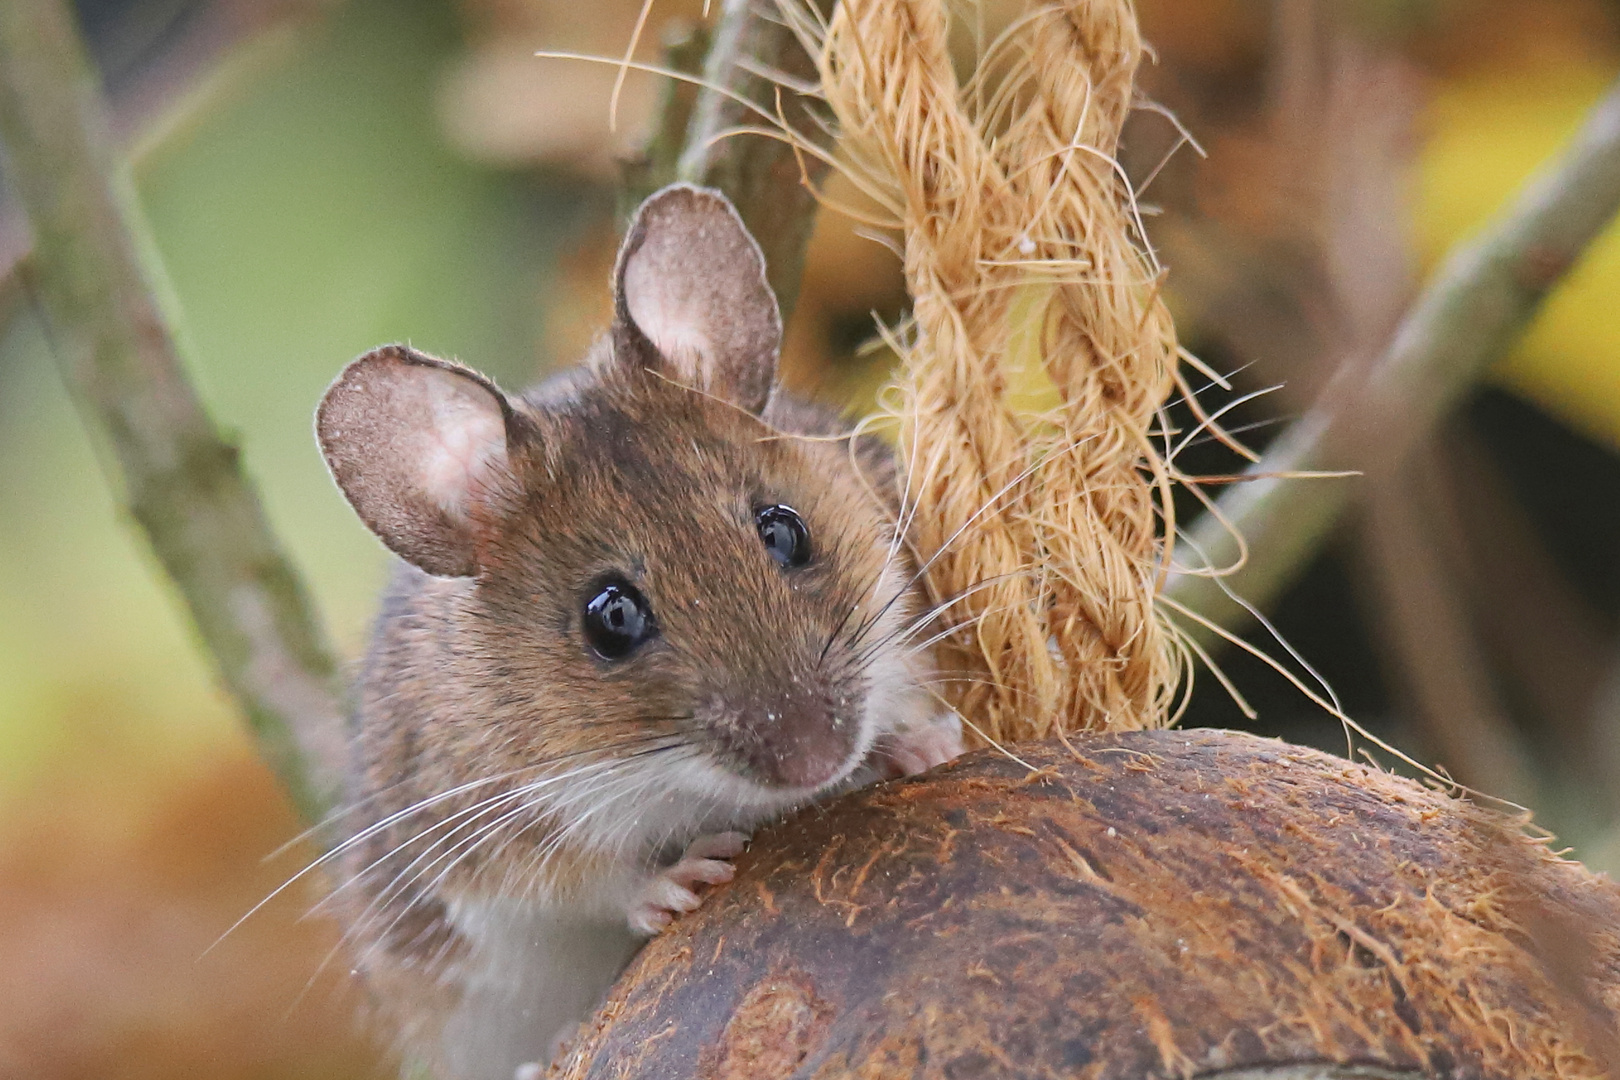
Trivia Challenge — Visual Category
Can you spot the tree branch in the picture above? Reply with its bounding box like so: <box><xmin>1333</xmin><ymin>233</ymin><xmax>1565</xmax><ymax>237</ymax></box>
<box><xmin>1167</xmin><ymin>76</ymin><xmax>1620</xmax><ymax>644</ymax></box>
<box><xmin>675</xmin><ymin>0</ymin><xmax>838</xmax><ymax>324</ymax></box>
<box><xmin>0</xmin><ymin>0</ymin><xmax>344</xmax><ymax>823</ymax></box>
<box><xmin>619</xmin><ymin>19</ymin><xmax>712</xmax><ymax>215</ymax></box>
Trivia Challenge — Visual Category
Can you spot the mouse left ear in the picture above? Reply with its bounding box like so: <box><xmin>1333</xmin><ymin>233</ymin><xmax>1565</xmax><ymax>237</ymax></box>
<box><xmin>611</xmin><ymin>184</ymin><xmax>782</xmax><ymax>414</ymax></box>
<box><xmin>317</xmin><ymin>344</ymin><xmax>523</xmax><ymax>578</ymax></box>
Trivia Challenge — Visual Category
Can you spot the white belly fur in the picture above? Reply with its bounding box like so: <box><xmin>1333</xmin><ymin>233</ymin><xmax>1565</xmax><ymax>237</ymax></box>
<box><xmin>441</xmin><ymin>896</ymin><xmax>643</xmax><ymax>1080</ymax></box>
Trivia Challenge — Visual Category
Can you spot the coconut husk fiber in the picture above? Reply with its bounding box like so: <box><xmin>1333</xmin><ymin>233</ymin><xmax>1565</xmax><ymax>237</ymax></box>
<box><xmin>819</xmin><ymin>0</ymin><xmax>1186</xmax><ymax>744</ymax></box>
<box><xmin>552</xmin><ymin>730</ymin><xmax>1620</xmax><ymax>1079</ymax></box>
<box><xmin>548</xmin><ymin>1</ymin><xmax>1620</xmax><ymax>1077</ymax></box>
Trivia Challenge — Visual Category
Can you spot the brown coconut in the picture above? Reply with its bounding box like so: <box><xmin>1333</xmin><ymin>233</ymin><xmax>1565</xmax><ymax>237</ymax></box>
<box><xmin>550</xmin><ymin>729</ymin><xmax>1620</xmax><ymax>1080</ymax></box>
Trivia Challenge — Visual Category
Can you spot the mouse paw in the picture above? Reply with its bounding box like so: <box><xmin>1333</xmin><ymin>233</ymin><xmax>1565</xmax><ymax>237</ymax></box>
<box><xmin>626</xmin><ymin>831</ymin><xmax>749</xmax><ymax>936</ymax></box>
<box><xmin>874</xmin><ymin>711</ymin><xmax>965</xmax><ymax>778</ymax></box>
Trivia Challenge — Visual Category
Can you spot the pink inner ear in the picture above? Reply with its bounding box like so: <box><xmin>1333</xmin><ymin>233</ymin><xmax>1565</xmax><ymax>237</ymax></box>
<box><xmin>413</xmin><ymin>367</ymin><xmax>509</xmax><ymax>521</ymax></box>
<box><xmin>623</xmin><ymin>258</ymin><xmax>715</xmax><ymax>382</ymax></box>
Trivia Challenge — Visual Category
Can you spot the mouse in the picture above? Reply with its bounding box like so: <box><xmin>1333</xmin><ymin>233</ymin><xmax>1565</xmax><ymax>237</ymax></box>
<box><xmin>314</xmin><ymin>183</ymin><xmax>964</xmax><ymax>1080</ymax></box>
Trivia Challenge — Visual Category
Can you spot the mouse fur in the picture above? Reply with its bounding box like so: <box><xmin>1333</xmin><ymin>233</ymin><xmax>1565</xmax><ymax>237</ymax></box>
<box><xmin>315</xmin><ymin>184</ymin><xmax>962</xmax><ymax>1079</ymax></box>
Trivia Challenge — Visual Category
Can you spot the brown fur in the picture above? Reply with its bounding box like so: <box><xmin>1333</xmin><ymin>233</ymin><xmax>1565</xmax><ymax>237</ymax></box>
<box><xmin>344</xmin><ymin>355</ymin><xmax>905</xmax><ymax>891</ymax></box>
<box><xmin>318</xmin><ymin>186</ymin><xmax>944</xmax><ymax>1079</ymax></box>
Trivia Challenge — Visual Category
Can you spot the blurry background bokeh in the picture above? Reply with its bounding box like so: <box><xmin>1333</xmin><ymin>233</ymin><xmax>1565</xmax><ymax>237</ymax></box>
<box><xmin>3</xmin><ymin>0</ymin><xmax>1620</xmax><ymax>1075</ymax></box>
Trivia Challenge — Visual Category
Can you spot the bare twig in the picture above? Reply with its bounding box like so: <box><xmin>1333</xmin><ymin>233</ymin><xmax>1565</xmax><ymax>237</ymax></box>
<box><xmin>677</xmin><ymin>0</ymin><xmax>838</xmax><ymax>324</ymax></box>
<box><xmin>619</xmin><ymin>19</ymin><xmax>712</xmax><ymax>215</ymax></box>
<box><xmin>0</xmin><ymin>0</ymin><xmax>344</xmax><ymax>823</ymax></box>
<box><xmin>1167</xmin><ymin>76</ymin><xmax>1620</xmax><ymax>642</ymax></box>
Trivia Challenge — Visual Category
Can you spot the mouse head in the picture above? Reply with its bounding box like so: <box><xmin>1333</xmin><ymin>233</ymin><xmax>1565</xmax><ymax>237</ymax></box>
<box><xmin>318</xmin><ymin>185</ymin><xmax>924</xmax><ymax>837</ymax></box>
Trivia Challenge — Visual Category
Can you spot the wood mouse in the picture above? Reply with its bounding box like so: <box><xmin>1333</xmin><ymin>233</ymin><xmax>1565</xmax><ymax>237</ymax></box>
<box><xmin>314</xmin><ymin>184</ymin><xmax>963</xmax><ymax>1080</ymax></box>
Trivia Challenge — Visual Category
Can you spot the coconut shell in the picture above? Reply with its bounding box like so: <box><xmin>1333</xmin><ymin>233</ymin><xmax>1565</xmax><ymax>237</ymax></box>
<box><xmin>550</xmin><ymin>729</ymin><xmax>1620</xmax><ymax>1079</ymax></box>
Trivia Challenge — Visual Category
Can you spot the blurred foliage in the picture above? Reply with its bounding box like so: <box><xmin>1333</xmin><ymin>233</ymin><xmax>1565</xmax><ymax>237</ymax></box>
<box><xmin>4</xmin><ymin>0</ymin><xmax>1620</xmax><ymax>1075</ymax></box>
<box><xmin>1347</xmin><ymin>0</ymin><xmax>1455</xmax><ymax>39</ymax></box>
<box><xmin>0</xmin><ymin>0</ymin><xmax>589</xmax><ymax>797</ymax></box>
<box><xmin>0</xmin><ymin>0</ymin><xmax>584</xmax><ymax>1071</ymax></box>
<box><xmin>1421</xmin><ymin>57</ymin><xmax>1620</xmax><ymax>446</ymax></box>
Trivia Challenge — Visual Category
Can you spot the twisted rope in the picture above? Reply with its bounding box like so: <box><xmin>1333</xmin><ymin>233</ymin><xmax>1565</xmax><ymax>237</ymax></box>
<box><xmin>821</xmin><ymin>0</ymin><xmax>1182</xmax><ymax>741</ymax></box>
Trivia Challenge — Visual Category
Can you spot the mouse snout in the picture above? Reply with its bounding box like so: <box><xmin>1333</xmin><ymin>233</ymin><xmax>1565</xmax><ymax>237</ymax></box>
<box><xmin>700</xmin><ymin>688</ymin><xmax>861</xmax><ymax>790</ymax></box>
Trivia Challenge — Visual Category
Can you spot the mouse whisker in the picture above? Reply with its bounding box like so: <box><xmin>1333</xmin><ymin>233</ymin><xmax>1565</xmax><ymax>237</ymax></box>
<box><xmin>848</xmin><ymin>599</ymin><xmax>1021</xmax><ymax>690</ymax></box>
<box><xmin>320</xmin><ymin>769</ymin><xmax>609</xmax><ymax>932</ymax></box>
<box><xmin>855</xmin><ymin>573</ymin><xmax>1019</xmax><ymax>652</ymax></box>
<box><xmin>847</xmin><ymin>573</ymin><xmax>1024</xmax><ymax>670</ymax></box>
<box><xmin>325</xmin><ymin>737</ymin><xmax>665</xmax><ymax>865</ymax></box>
<box><xmin>341</xmin><ymin>815</ymin><xmax>538</xmax><ymax>985</ymax></box>
<box><xmin>846</xmin><ymin>433</ymin><xmax>1100</xmax><ymax>652</ymax></box>
<box><xmin>270</xmin><ymin>732</ymin><xmax>672</xmax><ymax>889</ymax></box>
<box><xmin>875</xmin><ymin>420</ymin><xmax>952</xmax><ymax>609</ymax></box>
<box><xmin>339</xmin><ymin>749</ymin><xmax>668</xmax><ymax>957</ymax></box>
<box><xmin>550</xmin><ymin>772</ymin><xmax>663</xmax><ymax>867</ymax></box>
<box><xmin>212</xmin><ymin>765</ymin><xmax>559</xmax><ymax>955</ymax></box>
<box><xmin>504</xmin><ymin>753</ymin><xmax>685</xmax><ymax>894</ymax></box>
<box><xmin>498</xmin><ymin>739</ymin><xmax>694</xmax><ymax>890</ymax></box>
<box><xmin>293</xmin><ymin>739</ymin><xmax>679</xmax><ymax>942</ymax></box>
<box><xmin>898</xmin><ymin>602</ymin><xmax>1022</xmax><ymax>661</ymax></box>
<box><xmin>912</xmin><ymin>673</ymin><xmax>1041</xmax><ymax>699</ymax></box>
<box><xmin>310</xmin><ymin>788</ymin><xmax>551</xmax><ymax>991</ymax></box>
<box><xmin>818</xmin><ymin>594</ymin><xmax>863</xmax><ymax>670</ymax></box>
<box><xmin>367</xmin><ymin>743</ymin><xmax>679</xmax><ymax>895</ymax></box>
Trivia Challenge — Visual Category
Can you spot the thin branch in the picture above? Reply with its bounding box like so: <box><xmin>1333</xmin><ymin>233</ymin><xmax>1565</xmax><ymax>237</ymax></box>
<box><xmin>676</xmin><ymin>0</ymin><xmax>839</xmax><ymax>324</ymax></box>
<box><xmin>619</xmin><ymin>20</ymin><xmax>712</xmax><ymax>215</ymax></box>
<box><xmin>0</xmin><ymin>0</ymin><xmax>344</xmax><ymax>823</ymax></box>
<box><xmin>1166</xmin><ymin>76</ymin><xmax>1620</xmax><ymax>644</ymax></box>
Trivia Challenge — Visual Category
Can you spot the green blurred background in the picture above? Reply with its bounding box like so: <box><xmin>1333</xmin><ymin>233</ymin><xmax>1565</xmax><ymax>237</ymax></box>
<box><xmin>3</xmin><ymin>0</ymin><xmax>1620</xmax><ymax>1075</ymax></box>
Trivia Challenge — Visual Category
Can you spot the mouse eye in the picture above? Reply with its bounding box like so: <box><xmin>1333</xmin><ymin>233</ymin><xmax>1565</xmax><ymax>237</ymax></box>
<box><xmin>582</xmin><ymin>579</ymin><xmax>657</xmax><ymax>660</ymax></box>
<box><xmin>756</xmin><ymin>504</ymin><xmax>811</xmax><ymax>569</ymax></box>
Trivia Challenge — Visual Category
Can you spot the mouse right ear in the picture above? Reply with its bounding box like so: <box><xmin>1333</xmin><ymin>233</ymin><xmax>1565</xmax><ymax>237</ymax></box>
<box><xmin>317</xmin><ymin>344</ymin><xmax>521</xmax><ymax>578</ymax></box>
<box><xmin>611</xmin><ymin>184</ymin><xmax>782</xmax><ymax>414</ymax></box>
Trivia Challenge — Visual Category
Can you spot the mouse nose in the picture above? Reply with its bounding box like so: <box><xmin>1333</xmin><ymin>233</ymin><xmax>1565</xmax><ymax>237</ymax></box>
<box><xmin>704</xmin><ymin>692</ymin><xmax>860</xmax><ymax>790</ymax></box>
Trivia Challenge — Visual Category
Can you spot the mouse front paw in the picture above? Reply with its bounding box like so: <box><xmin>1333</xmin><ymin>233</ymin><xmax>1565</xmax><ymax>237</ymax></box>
<box><xmin>873</xmin><ymin>710</ymin><xmax>965</xmax><ymax>778</ymax></box>
<box><xmin>626</xmin><ymin>831</ymin><xmax>749</xmax><ymax>936</ymax></box>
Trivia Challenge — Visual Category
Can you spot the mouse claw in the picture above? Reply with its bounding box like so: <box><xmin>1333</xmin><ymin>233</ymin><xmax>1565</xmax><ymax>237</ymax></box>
<box><xmin>626</xmin><ymin>831</ymin><xmax>749</xmax><ymax>936</ymax></box>
<box><xmin>874</xmin><ymin>711</ymin><xmax>965</xmax><ymax>779</ymax></box>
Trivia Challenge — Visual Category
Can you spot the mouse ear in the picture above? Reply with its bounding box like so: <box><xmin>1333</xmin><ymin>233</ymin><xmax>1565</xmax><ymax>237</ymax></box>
<box><xmin>317</xmin><ymin>344</ymin><xmax>521</xmax><ymax>578</ymax></box>
<box><xmin>612</xmin><ymin>184</ymin><xmax>783</xmax><ymax>413</ymax></box>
